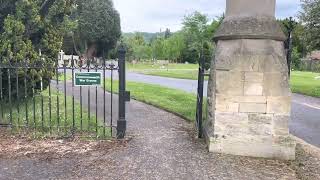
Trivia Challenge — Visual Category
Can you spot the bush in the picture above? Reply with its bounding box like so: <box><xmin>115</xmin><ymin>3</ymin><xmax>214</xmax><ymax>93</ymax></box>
<box><xmin>0</xmin><ymin>60</ymin><xmax>54</xmax><ymax>102</ymax></box>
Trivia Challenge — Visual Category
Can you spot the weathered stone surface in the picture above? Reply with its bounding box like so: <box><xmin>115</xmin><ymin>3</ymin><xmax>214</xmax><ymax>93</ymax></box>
<box><xmin>248</xmin><ymin>114</ymin><xmax>272</xmax><ymax>125</ymax></box>
<box><xmin>248</xmin><ymin>114</ymin><xmax>273</xmax><ymax>136</ymax></box>
<box><xmin>273</xmin><ymin>135</ymin><xmax>296</xmax><ymax>147</ymax></box>
<box><xmin>216</xmin><ymin>70</ymin><xmax>244</xmax><ymax>95</ymax></box>
<box><xmin>216</xmin><ymin>95</ymin><xmax>240</xmax><ymax>112</ymax></box>
<box><xmin>249</xmin><ymin>124</ymin><xmax>272</xmax><ymax>136</ymax></box>
<box><xmin>215</xmin><ymin>40</ymin><xmax>288</xmax><ymax>72</ymax></box>
<box><xmin>215</xmin><ymin>113</ymin><xmax>249</xmax><ymax>135</ymax></box>
<box><xmin>226</xmin><ymin>0</ymin><xmax>275</xmax><ymax>17</ymax></box>
<box><xmin>235</xmin><ymin>96</ymin><xmax>267</xmax><ymax>103</ymax></box>
<box><xmin>208</xmin><ymin>135</ymin><xmax>295</xmax><ymax>160</ymax></box>
<box><xmin>215</xmin><ymin>113</ymin><xmax>248</xmax><ymax>124</ymax></box>
<box><xmin>216</xmin><ymin>0</ymin><xmax>284</xmax><ymax>42</ymax></box>
<box><xmin>216</xmin><ymin>102</ymin><xmax>239</xmax><ymax>112</ymax></box>
<box><xmin>239</xmin><ymin>103</ymin><xmax>267</xmax><ymax>113</ymax></box>
<box><xmin>264</xmin><ymin>72</ymin><xmax>291</xmax><ymax>96</ymax></box>
<box><xmin>216</xmin><ymin>95</ymin><xmax>267</xmax><ymax>104</ymax></box>
<box><xmin>244</xmin><ymin>82</ymin><xmax>264</xmax><ymax>96</ymax></box>
<box><xmin>244</xmin><ymin>72</ymin><xmax>264</xmax><ymax>83</ymax></box>
<box><xmin>273</xmin><ymin>115</ymin><xmax>290</xmax><ymax>136</ymax></box>
<box><xmin>214</xmin><ymin>16</ymin><xmax>286</xmax><ymax>41</ymax></box>
<box><xmin>205</xmin><ymin>0</ymin><xmax>295</xmax><ymax>160</ymax></box>
<box><xmin>267</xmin><ymin>96</ymin><xmax>291</xmax><ymax>115</ymax></box>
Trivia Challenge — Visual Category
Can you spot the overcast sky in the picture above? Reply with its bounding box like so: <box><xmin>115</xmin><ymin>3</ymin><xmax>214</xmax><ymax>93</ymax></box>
<box><xmin>113</xmin><ymin>0</ymin><xmax>301</xmax><ymax>33</ymax></box>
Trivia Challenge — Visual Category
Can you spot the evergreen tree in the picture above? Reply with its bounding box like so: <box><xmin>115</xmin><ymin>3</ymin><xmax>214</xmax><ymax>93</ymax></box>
<box><xmin>72</xmin><ymin>0</ymin><xmax>121</xmax><ymax>58</ymax></box>
<box><xmin>299</xmin><ymin>0</ymin><xmax>320</xmax><ymax>51</ymax></box>
<box><xmin>0</xmin><ymin>0</ymin><xmax>74</xmax><ymax>98</ymax></box>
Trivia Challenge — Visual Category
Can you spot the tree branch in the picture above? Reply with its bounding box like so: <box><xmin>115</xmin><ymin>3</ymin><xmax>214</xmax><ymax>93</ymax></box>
<box><xmin>40</xmin><ymin>0</ymin><xmax>55</xmax><ymax>16</ymax></box>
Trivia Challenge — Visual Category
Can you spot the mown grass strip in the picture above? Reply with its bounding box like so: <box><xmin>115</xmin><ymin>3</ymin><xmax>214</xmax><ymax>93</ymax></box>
<box><xmin>1</xmin><ymin>88</ymin><xmax>109</xmax><ymax>138</ymax></box>
<box><xmin>290</xmin><ymin>71</ymin><xmax>320</xmax><ymax>97</ymax></box>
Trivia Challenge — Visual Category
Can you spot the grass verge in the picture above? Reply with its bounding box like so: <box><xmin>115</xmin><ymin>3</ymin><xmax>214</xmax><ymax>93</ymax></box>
<box><xmin>104</xmin><ymin>79</ymin><xmax>198</xmax><ymax>121</ymax></box>
<box><xmin>128</xmin><ymin>62</ymin><xmax>204</xmax><ymax>80</ymax></box>
<box><xmin>143</xmin><ymin>70</ymin><xmax>200</xmax><ymax>80</ymax></box>
<box><xmin>0</xmin><ymin>88</ymin><xmax>109</xmax><ymax>138</ymax></box>
<box><xmin>290</xmin><ymin>71</ymin><xmax>320</xmax><ymax>97</ymax></box>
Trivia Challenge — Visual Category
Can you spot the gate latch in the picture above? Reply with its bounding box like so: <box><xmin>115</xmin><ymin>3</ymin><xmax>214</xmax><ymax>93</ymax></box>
<box><xmin>125</xmin><ymin>91</ymin><xmax>131</xmax><ymax>102</ymax></box>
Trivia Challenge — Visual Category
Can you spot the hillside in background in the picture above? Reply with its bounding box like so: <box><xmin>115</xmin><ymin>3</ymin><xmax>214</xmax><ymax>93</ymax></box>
<box><xmin>122</xmin><ymin>32</ymin><xmax>166</xmax><ymax>43</ymax></box>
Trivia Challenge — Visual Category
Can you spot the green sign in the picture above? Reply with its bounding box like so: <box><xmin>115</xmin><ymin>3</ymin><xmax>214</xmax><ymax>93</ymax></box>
<box><xmin>74</xmin><ymin>72</ymin><xmax>102</xmax><ymax>86</ymax></box>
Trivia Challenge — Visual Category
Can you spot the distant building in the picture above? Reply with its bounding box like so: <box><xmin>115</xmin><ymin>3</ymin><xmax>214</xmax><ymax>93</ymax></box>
<box><xmin>300</xmin><ymin>50</ymin><xmax>320</xmax><ymax>72</ymax></box>
<box><xmin>306</xmin><ymin>51</ymin><xmax>320</xmax><ymax>61</ymax></box>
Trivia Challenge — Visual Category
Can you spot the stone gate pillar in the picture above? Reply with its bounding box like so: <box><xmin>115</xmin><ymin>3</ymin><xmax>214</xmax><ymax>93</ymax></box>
<box><xmin>205</xmin><ymin>0</ymin><xmax>296</xmax><ymax>160</ymax></box>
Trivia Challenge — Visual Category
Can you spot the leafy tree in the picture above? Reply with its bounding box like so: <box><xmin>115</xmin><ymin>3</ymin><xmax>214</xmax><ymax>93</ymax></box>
<box><xmin>123</xmin><ymin>33</ymin><xmax>152</xmax><ymax>61</ymax></box>
<box><xmin>299</xmin><ymin>0</ymin><xmax>320</xmax><ymax>51</ymax></box>
<box><xmin>0</xmin><ymin>0</ymin><xmax>18</xmax><ymax>33</ymax></box>
<box><xmin>151</xmin><ymin>37</ymin><xmax>165</xmax><ymax>60</ymax></box>
<box><xmin>122</xmin><ymin>12</ymin><xmax>221</xmax><ymax>64</ymax></box>
<box><xmin>0</xmin><ymin>0</ymin><xmax>74</xmax><ymax>98</ymax></box>
<box><xmin>72</xmin><ymin>0</ymin><xmax>121</xmax><ymax>58</ymax></box>
<box><xmin>163</xmin><ymin>32</ymin><xmax>186</xmax><ymax>62</ymax></box>
<box><xmin>181</xmin><ymin>12</ymin><xmax>217</xmax><ymax>63</ymax></box>
<box><xmin>279</xmin><ymin>18</ymin><xmax>308</xmax><ymax>69</ymax></box>
<box><xmin>206</xmin><ymin>15</ymin><xmax>224</xmax><ymax>40</ymax></box>
<box><xmin>182</xmin><ymin>11</ymin><xmax>209</xmax><ymax>54</ymax></box>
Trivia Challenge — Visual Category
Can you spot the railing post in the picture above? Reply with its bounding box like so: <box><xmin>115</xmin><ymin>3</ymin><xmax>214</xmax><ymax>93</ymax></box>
<box><xmin>284</xmin><ymin>17</ymin><xmax>297</xmax><ymax>77</ymax></box>
<box><xmin>196</xmin><ymin>54</ymin><xmax>205</xmax><ymax>138</ymax></box>
<box><xmin>117</xmin><ymin>45</ymin><xmax>129</xmax><ymax>139</ymax></box>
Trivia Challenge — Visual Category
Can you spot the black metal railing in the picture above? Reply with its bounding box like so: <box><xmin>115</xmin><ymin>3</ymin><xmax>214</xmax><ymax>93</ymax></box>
<box><xmin>196</xmin><ymin>54</ymin><xmax>209</xmax><ymax>138</ymax></box>
<box><xmin>0</xmin><ymin>48</ymin><xmax>129</xmax><ymax>139</ymax></box>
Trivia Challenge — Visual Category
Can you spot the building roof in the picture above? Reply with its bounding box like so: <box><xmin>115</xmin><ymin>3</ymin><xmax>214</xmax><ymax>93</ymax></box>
<box><xmin>308</xmin><ymin>51</ymin><xmax>320</xmax><ymax>61</ymax></box>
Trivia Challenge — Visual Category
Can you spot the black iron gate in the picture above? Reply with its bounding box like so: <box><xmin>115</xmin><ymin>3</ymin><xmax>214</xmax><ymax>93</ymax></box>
<box><xmin>0</xmin><ymin>47</ymin><xmax>129</xmax><ymax>139</ymax></box>
<box><xmin>195</xmin><ymin>54</ymin><xmax>209</xmax><ymax>138</ymax></box>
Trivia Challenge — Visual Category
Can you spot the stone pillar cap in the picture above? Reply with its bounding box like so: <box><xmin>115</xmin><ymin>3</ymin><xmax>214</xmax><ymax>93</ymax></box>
<box><xmin>214</xmin><ymin>0</ymin><xmax>286</xmax><ymax>42</ymax></box>
<box><xmin>226</xmin><ymin>0</ymin><xmax>276</xmax><ymax>17</ymax></box>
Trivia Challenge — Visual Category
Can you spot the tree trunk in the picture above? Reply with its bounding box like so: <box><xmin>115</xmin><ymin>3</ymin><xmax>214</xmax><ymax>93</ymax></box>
<box><xmin>72</xmin><ymin>34</ymin><xmax>81</xmax><ymax>56</ymax></box>
<box><xmin>84</xmin><ymin>43</ymin><xmax>97</xmax><ymax>59</ymax></box>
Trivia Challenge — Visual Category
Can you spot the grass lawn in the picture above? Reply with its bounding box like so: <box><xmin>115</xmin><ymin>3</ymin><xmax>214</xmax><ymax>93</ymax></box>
<box><xmin>58</xmin><ymin>72</ymin><xmax>73</xmax><ymax>81</ymax></box>
<box><xmin>104</xmin><ymin>79</ymin><xmax>198</xmax><ymax>121</ymax></box>
<box><xmin>128</xmin><ymin>62</ymin><xmax>203</xmax><ymax>80</ymax></box>
<box><xmin>0</xmin><ymin>88</ymin><xmax>109</xmax><ymax>138</ymax></box>
<box><xmin>290</xmin><ymin>71</ymin><xmax>320</xmax><ymax>97</ymax></box>
<box><xmin>143</xmin><ymin>70</ymin><xmax>201</xmax><ymax>80</ymax></box>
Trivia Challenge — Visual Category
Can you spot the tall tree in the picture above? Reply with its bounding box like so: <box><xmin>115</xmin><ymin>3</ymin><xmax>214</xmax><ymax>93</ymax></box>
<box><xmin>182</xmin><ymin>11</ymin><xmax>209</xmax><ymax>53</ymax></box>
<box><xmin>73</xmin><ymin>0</ymin><xmax>121</xmax><ymax>58</ymax></box>
<box><xmin>181</xmin><ymin>12</ymin><xmax>217</xmax><ymax>64</ymax></box>
<box><xmin>122</xmin><ymin>12</ymin><xmax>222</xmax><ymax>64</ymax></box>
<box><xmin>0</xmin><ymin>0</ymin><xmax>74</xmax><ymax>63</ymax></box>
<box><xmin>299</xmin><ymin>0</ymin><xmax>320</xmax><ymax>51</ymax></box>
<box><xmin>0</xmin><ymin>0</ymin><xmax>74</xmax><ymax>97</ymax></box>
<box><xmin>279</xmin><ymin>18</ymin><xmax>307</xmax><ymax>68</ymax></box>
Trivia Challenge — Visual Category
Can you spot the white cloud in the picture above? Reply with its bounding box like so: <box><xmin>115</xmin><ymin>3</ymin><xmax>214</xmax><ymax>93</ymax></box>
<box><xmin>113</xmin><ymin>0</ymin><xmax>301</xmax><ymax>32</ymax></box>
